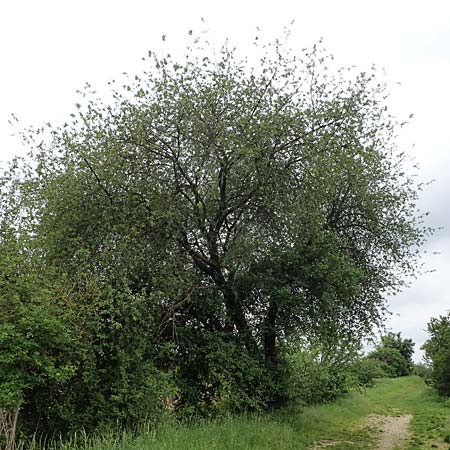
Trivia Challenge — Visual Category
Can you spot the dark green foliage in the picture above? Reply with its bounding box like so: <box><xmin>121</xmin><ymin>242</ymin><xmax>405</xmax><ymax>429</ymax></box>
<box><xmin>50</xmin><ymin>281</ymin><xmax>177</xmax><ymax>433</ymax></box>
<box><xmin>380</xmin><ymin>332</ymin><xmax>415</xmax><ymax>368</ymax></box>
<box><xmin>368</xmin><ymin>347</ymin><xmax>409</xmax><ymax>377</ymax></box>
<box><xmin>176</xmin><ymin>333</ymin><xmax>289</xmax><ymax>416</ymax></box>
<box><xmin>0</xmin><ymin>207</ymin><xmax>175</xmax><ymax>434</ymax></box>
<box><xmin>367</xmin><ymin>332</ymin><xmax>415</xmax><ymax>377</ymax></box>
<box><xmin>0</xmin><ymin>232</ymin><xmax>176</xmax><ymax>434</ymax></box>
<box><xmin>423</xmin><ymin>313</ymin><xmax>450</xmax><ymax>396</ymax></box>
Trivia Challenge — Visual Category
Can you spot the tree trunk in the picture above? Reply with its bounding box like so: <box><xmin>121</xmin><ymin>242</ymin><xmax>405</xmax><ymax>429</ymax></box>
<box><xmin>221</xmin><ymin>283</ymin><xmax>259</xmax><ymax>356</ymax></box>
<box><xmin>1</xmin><ymin>408</ymin><xmax>19</xmax><ymax>450</ymax></box>
<box><xmin>263</xmin><ymin>301</ymin><xmax>278</xmax><ymax>365</ymax></box>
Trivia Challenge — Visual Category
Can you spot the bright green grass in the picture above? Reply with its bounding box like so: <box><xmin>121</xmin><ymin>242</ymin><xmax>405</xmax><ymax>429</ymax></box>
<box><xmin>21</xmin><ymin>377</ymin><xmax>450</xmax><ymax>450</ymax></box>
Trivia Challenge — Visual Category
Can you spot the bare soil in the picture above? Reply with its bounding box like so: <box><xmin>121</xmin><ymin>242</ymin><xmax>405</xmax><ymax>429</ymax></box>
<box><xmin>311</xmin><ymin>414</ymin><xmax>412</xmax><ymax>450</ymax></box>
<box><xmin>310</xmin><ymin>439</ymin><xmax>354</xmax><ymax>449</ymax></box>
<box><xmin>367</xmin><ymin>414</ymin><xmax>412</xmax><ymax>450</ymax></box>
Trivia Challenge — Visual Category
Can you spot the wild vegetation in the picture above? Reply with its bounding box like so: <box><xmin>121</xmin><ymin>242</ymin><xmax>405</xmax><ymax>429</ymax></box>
<box><xmin>366</xmin><ymin>332</ymin><xmax>415</xmax><ymax>377</ymax></box>
<box><xmin>10</xmin><ymin>377</ymin><xmax>450</xmax><ymax>450</ymax></box>
<box><xmin>0</xmin><ymin>31</ymin><xmax>433</xmax><ymax>447</ymax></box>
<box><xmin>423</xmin><ymin>313</ymin><xmax>450</xmax><ymax>396</ymax></box>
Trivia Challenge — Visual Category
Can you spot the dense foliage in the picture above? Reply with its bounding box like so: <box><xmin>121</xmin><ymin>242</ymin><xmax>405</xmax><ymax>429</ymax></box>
<box><xmin>287</xmin><ymin>342</ymin><xmax>380</xmax><ymax>405</ymax></box>
<box><xmin>423</xmin><ymin>313</ymin><xmax>450</xmax><ymax>395</ymax></box>
<box><xmin>0</xmin><ymin>230</ymin><xmax>75</xmax><ymax>414</ymax></box>
<box><xmin>1</xmin><ymin>32</ymin><xmax>428</xmax><ymax>438</ymax></box>
<box><xmin>367</xmin><ymin>332</ymin><xmax>415</xmax><ymax>377</ymax></box>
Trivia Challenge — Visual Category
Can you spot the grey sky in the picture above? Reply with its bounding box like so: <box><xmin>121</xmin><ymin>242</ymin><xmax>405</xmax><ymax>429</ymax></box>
<box><xmin>1</xmin><ymin>0</ymin><xmax>449</xmax><ymax>361</ymax></box>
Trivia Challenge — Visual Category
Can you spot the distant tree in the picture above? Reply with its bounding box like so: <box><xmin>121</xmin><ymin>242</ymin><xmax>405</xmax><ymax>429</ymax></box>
<box><xmin>412</xmin><ymin>362</ymin><xmax>432</xmax><ymax>380</ymax></box>
<box><xmin>368</xmin><ymin>332</ymin><xmax>414</xmax><ymax>377</ymax></box>
<box><xmin>381</xmin><ymin>332</ymin><xmax>414</xmax><ymax>368</ymax></box>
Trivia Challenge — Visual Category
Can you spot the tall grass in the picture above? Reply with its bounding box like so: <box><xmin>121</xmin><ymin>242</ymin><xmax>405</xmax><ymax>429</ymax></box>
<box><xmin>18</xmin><ymin>391</ymin><xmax>374</xmax><ymax>450</ymax></box>
<box><xmin>15</xmin><ymin>377</ymin><xmax>450</xmax><ymax>450</ymax></box>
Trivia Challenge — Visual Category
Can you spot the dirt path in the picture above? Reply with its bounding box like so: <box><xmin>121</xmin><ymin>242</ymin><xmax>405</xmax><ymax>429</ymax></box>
<box><xmin>368</xmin><ymin>414</ymin><xmax>412</xmax><ymax>450</ymax></box>
<box><xmin>311</xmin><ymin>414</ymin><xmax>412</xmax><ymax>450</ymax></box>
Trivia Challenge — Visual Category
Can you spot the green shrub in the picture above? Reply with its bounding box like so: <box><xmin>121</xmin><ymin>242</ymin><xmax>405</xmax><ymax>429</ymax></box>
<box><xmin>175</xmin><ymin>332</ymin><xmax>289</xmax><ymax>417</ymax></box>
<box><xmin>348</xmin><ymin>357</ymin><xmax>386</xmax><ymax>388</ymax></box>
<box><xmin>0</xmin><ymin>231</ymin><xmax>76</xmax><ymax>427</ymax></box>
<box><xmin>287</xmin><ymin>350</ymin><xmax>352</xmax><ymax>405</ymax></box>
<box><xmin>412</xmin><ymin>363</ymin><xmax>432</xmax><ymax>380</ymax></box>
<box><xmin>423</xmin><ymin>314</ymin><xmax>450</xmax><ymax>396</ymax></box>
<box><xmin>48</xmin><ymin>282</ymin><xmax>177</xmax><ymax>433</ymax></box>
<box><xmin>0</xmin><ymin>240</ymin><xmax>177</xmax><ymax>438</ymax></box>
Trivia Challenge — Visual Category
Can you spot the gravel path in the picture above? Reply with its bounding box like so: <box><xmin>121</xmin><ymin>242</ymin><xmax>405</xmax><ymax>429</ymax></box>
<box><xmin>373</xmin><ymin>415</ymin><xmax>412</xmax><ymax>450</ymax></box>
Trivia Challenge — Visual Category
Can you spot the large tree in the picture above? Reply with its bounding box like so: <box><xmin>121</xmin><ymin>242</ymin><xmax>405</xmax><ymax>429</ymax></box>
<box><xmin>11</xmin><ymin>34</ymin><xmax>428</xmax><ymax>411</ymax></box>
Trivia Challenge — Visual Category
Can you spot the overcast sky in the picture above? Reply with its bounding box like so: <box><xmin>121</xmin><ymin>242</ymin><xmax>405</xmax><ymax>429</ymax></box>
<box><xmin>1</xmin><ymin>0</ymin><xmax>449</xmax><ymax>361</ymax></box>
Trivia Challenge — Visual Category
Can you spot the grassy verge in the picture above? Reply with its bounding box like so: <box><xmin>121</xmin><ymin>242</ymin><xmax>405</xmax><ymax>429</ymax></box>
<box><xmin>21</xmin><ymin>377</ymin><xmax>450</xmax><ymax>450</ymax></box>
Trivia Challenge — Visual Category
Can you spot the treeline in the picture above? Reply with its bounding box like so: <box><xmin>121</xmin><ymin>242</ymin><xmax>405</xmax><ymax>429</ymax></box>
<box><xmin>0</xmin><ymin>33</ymin><xmax>428</xmax><ymax>442</ymax></box>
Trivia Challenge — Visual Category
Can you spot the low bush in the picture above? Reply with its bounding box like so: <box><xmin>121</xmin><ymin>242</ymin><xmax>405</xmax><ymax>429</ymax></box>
<box><xmin>412</xmin><ymin>363</ymin><xmax>432</xmax><ymax>380</ymax></box>
<box><xmin>286</xmin><ymin>350</ymin><xmax>352</xmax><ymax>405</ymax></box>
<box><xmin>348</xmin><ymin>357</ymin><xmax>386</xmax><ymax>388</ymax></box>
<box><xmin>175</xmin><ymin>332</ymin><xmax>290</xmax><ymax>417</ymax></box>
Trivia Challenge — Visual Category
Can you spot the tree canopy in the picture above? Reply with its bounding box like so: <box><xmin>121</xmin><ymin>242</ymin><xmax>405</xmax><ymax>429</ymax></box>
<box><xmin>1</xmin><ymin>32</ymin><xmax>429</xmax><ymax>432</ymax></box>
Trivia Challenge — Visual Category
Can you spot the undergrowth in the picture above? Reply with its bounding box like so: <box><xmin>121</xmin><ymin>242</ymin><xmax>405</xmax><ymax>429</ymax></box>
<box><xmin>15</xmin><ymin>377</ymin><xmax>450</xmax><ymax>450</ymax></box>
